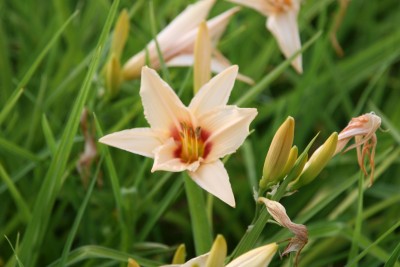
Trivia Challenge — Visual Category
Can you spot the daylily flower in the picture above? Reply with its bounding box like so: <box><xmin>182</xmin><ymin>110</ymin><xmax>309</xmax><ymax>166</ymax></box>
<box><xmin>258</xmin><ymin>197</ymin><xmax>308</xmax><ymax>266</ymax></box>
<box><xmin>99</xmin><ymin>65</ymin><xmax>257</xmax><ymax>207</ymax></box>
<box><xmin>160</xmin><ymin>235</ymin><xmax>278</xmax><ymax>267</ymax></box>
<box><xmin>122</xmin><ymin>0</ymin><xmax>253</xmax><ymax>84</ymax></box>
<box><xmin>334</xmin><ymin>112</ymin><xmax>381</xmax><ymax>185</ymax></box>
<box><xmin>227</xmin><ymin>0</ymin><xmax>303</xmax><ymax>73</ymax></box>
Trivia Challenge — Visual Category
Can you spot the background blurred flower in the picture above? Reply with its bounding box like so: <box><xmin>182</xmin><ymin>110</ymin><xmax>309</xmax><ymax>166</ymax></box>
<box><xmin>227</xmin><ymin>0</ymin><xmax>303</xmax><ymax>73</ymax></box>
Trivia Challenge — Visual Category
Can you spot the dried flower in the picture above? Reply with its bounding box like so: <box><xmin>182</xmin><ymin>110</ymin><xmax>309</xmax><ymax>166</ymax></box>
<box><xmin>258</xmin><ymin>197</ymin><xmax>308</xmax><ymax>266</ymax></box>
<box><xmin>335</xmin><ymin>112</ymin><xmax>381</xmax><ymax>185</ymax></box>
<box><xmin>227</xmin><ymin>0</ymin><xmax>303</xmax><ymax>73</ymax></box>
<box><xmin>100</xmin><ymin>66</ymin><xmax>257</xmax><ymax>207</ymax></box>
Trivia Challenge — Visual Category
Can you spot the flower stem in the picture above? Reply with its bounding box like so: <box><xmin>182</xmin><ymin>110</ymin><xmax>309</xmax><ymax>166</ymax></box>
<box><xmin>347</xmin><ymin>171</ymin><xmax>364</xmax><ymax>265</ymax></box>
<box><xmin>184</xmin><ymin>173</ymin><xmax>213</xmax><ymax>255</ymax></box>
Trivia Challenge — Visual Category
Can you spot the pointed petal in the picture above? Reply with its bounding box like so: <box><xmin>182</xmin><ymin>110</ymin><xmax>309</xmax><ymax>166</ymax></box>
<box><xmin>152</xmin><ymin>138</ymin><xmax>200</xmax><ymax>172</ymax></box>
<box><xmin>163</xmin><ymin>7</ymin><xmax>239</xmax><ymax>66</ymax></box>
<box><xmin>227</xmin><ymin>0</ymin><xmax>270</xmax><ymax>16</ymax></box>
<box><xmin>155</xmin><ymin>0</ymin><xmax>215</xmax><ymax>51</ymax></box>
<box><xmin>207</xmin><ymin>7</ymin><xmax>240</xmax><ymax>47</ymax></box>
<box><xmin>140</xmin><ymin>67</ymin><xmax>191</xmax><ymax>131</ymax></box>
<box><xmin>160</xmin><ymin>253</ymin><xmax>209</xmax><ymax>267</ymax></box>
<box><xmin>267</xmin><ymin>11</ymin><xmax>303</xmax><ymax>73</ymax></box>
<box><xmin>188</xmin><ymin>160</ymin><xmax>235</xmax><ymax>207</ymax></box>
<box><xmin>99</xmin><ymin>128</ymin><xmax>164</xmax><ymax>158</ymax></box>
<box><xmin>226</xmin><ymin>243</ymin><xmax>278</xmax><ymax>267</ymax></box>
<box><xmin>199</xmin><ymin>106</ymin><xmax>257</xmax><ymax>161</ymax></box>
<box><xmin>189</xmin><ymin>66</ymin><xmax>238</xmax><ymax>116</ymax></box>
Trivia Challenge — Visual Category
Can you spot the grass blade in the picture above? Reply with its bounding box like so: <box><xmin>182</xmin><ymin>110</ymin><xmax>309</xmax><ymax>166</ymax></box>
<box><xmin>9</xmin><ymin>2</ymin><xmax>120</xmax><ymax>266</ymax></box>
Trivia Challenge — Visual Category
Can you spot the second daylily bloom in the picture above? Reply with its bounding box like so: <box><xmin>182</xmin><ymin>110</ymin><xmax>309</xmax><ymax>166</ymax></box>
<box><xmin>100</xmin><ymin>66</ymin><xmax>257</xmax><ymax>207</ymax></box>
<box><xmin>122</xmin><ymin>0</ymin><xmax>253</xmax><ymax>83</ymax></box>
<box><xmin>335</xmin><ymin>112</ymin><xmax>381</xmax><ymax>185</ymax></box>
<box><xmin>160</xmin><ymin>235</ymin><xmax>278</xmax><ymax>267</ymax></box>
<box><xmin>227</xmin><ymin>0</ymin><xmax>303</xmax><ymax>73</ymax></box>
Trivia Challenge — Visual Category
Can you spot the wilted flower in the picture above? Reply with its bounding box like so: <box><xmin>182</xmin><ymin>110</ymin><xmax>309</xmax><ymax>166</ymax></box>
<box><xmin>258</xmin><ymin>197</ymin><xmax>308</xmax><ymax>265</ymax></box>
<box><xmin>227</xmin><ymin>0</ymin><xmax>303</xmax><ymax>73</ymax></box>
<box><xmin>334</xmin><ymin>112</ymin><xmax>381</xmax><ymax>185</ymax></box>
<box><xmin>77</xmin><ymin>108</ymin><xmax>99</xmax><ymax>187</ymax></box>
<box><xmin>161</xmin><ymin>235</ymin><xmax>278</xmax><ymax>267</ymax></box>
<box><xmin>122</xmin><ymin>1</ymin><xmax>253</xmax><ymax>83</ymax></box>
<box><xmin>100</xmin><ymin>66</ymin><xmax>257</xmax><ymax>207</ymax></box>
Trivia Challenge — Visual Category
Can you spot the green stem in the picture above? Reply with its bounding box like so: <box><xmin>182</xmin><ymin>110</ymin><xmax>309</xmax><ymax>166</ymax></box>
<box><xmin>184</xmin><ymin>174</ymin><xmax>213</xmax><ymax>255</ymax></box>
<box><xmin>347</xmin><ymin>172</ymin><xmax>364</xmax><ymax>265</ymax></box>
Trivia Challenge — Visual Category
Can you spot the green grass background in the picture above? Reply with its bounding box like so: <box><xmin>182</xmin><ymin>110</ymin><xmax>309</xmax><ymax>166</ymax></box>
<box><xmin>0</xmin><ymin>0</ymin><xmax>399</xmax><ymax>266</ymax></box>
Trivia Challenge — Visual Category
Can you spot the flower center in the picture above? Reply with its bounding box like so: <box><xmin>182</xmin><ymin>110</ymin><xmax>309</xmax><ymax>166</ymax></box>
<box><xmin>174</xmin><ymin>122</ymin><xmax>210</xmax><ymax>164</ymax></box>
<box><xmin>266</xmin><ymin>0</ymin><xmax>292</xmax><ymax>13</ymax></box>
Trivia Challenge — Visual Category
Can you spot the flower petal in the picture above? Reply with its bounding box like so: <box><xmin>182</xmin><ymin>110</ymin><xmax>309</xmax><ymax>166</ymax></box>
<box><xmin>140</xmin><ymin>67</ymin><xmax>191</xmax><ymax>131</ymax></box>
<box><xmin>166</xmin><ymin>53</ymin><xmax>254</xmax><ymax>85</ymax></box>
<box><xmin>189</xmin><ymin>65</ymin><xmax>238</xmax><ymax>117</ymax></box>
<box><xmin>227</xmin><ymin>0</ymin><xmax>270</xmax><ymax>16</ymax></box>
<box><xmin>99</xmin><ymin>128</ymin><xmax>164</xmax><ymax>158</ymax></box>
<box><xmin>199</xmin><ymin>106</ymin><xmax>257</xmax><ymax>161</ymax></box>
<box><xmin>155</xmin><ymin>0</ymin><xmax>215</xmax><ymax>52</ymax></box>
<box><xmin>188</xmin><ymin>160</ymin><xmax>235</xmax><ymax>207</ymax></box>
<box><xmin>226</xmin><ymin>243</ymin><xmax>278</xmax><ymax>267</ymax></box>
<box><xmin>160</xmin><ymin>253</ymin><xmax>210</xmax><ymax>267</ymax></box>
<box><xmin>152</xmin><ymin>138</ymin><xmax>200</xmax><ymax>173</ymax></box>
<box><xmin>267</xmin><ymin>10</ymin><xmax>303</xmax><ymax>73</ymax></box>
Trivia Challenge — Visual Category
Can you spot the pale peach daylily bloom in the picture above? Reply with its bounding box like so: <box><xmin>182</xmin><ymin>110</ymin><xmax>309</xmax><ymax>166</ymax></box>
<box><xmin>100</xmin><ymin>66</ymin><xmax>257</xmax><ymax>207</ymax></box>
<box><xmin>227</xmin><ymin>0</ymin><xmax>303</xmax><ymax>73</ymax></box>
<box><xmin>123</xmin><ymin>1</ymin><xmax>253</xmax><ymax>83</ymax></box>
<box><xmin>334</xmin><ymin>112</ymin><xmax>381</xmax><ymax>185</ymax></box>
<box><xmin>160</xmin><ymin>239</ymin><xmax>277</xmax><ymax>267</ymax></box>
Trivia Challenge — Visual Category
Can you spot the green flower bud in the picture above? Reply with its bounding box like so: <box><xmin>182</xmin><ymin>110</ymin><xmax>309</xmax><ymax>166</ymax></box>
<box><xmin>206</xmin><ymin>235</ymin><xmax>227</xmax><ymax>267</ymax></box>
<box><xmin>260</xmin><ymin>117</ymin><xmax>295</xmax><ymax>189</ymax></box>
<box><xmin>172</xmin><ymin>244</ymin><xmax>186</xmax><ymax>264</ymax></box>
<box><xmin>289</xmin><ymin>132</ymin><xmax>338</xmax><ymax>190</ymax></box>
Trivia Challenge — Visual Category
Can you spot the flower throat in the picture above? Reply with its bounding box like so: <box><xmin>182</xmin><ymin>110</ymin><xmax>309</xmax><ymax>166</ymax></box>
<box><xmin>175</xmin><ymin>122</ymin><xmax>210</xmax><ymax>163</ymax></box>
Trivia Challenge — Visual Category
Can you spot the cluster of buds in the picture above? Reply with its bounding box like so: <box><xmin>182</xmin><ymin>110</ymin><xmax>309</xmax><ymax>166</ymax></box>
<box><xmin>259</xmin><ymin>116</ymin><xmax>338</xmax><ymax>191</ymax></box>
<box><xmin>260</xmin><ymin>112</ymin><xmax>381</xmax><ymax>192</ymax></box>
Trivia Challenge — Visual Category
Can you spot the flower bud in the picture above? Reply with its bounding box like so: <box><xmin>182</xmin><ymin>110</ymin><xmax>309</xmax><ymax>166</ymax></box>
<box><xmin>172</xmin><ymin>244</ymin><xmax>186</xmax><ymax>264</ymax></box>
<box><xmin>105</xmin><ymin>54</ymin><xmax>122</xmax><ymax>98</ymax></box>
<box><xmin>194</xmin><ymin>21</ymin><xmax>211</xmax><ymax>94</ymax></box>
<box><xmin>289</xmin><ymin>132</ymin><xmax>338</xmax><ymax>190</ymax></box>
<box><xmin>127</xmin><ymin>258</ymin><xmax>140</xmax><ymax>267</ymax></box>
<box><xmin>260</xmin><ymin>117</ymin><xmax>295</xmax><ymax>189</ymax></box>
<box><xmin>103</xmin><ymin>9</ymin><xmax>129</xmax><ymax>98</ymax></box>
<box><xmin>280</xmin><ymin>145</ymin><xmax>298</xmax><ymax>177</ymax></box>
<box><xmin>206</xmin><ymin>235</ymin><xmax>227</xmax><ymax>267</ymax></box>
